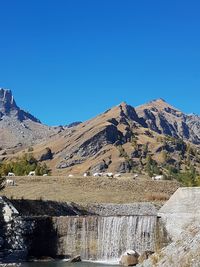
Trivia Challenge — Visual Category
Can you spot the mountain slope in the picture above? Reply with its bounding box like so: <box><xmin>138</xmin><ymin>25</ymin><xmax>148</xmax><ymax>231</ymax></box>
<box><xmin>25</xmin><ymin>102</ymin><xmax>145</xmax><ymax>174</ymax></box>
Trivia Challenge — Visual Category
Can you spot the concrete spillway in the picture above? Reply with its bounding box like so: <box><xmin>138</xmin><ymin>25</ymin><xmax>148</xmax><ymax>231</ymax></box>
<box><xmin>53</xmin><ymin>215</ymin><xmax>157</xmax><ymax>261</ymax></box>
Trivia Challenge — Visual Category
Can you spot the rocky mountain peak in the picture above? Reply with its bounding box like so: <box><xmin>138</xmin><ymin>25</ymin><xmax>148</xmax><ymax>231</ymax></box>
<box><xmin>106</xmin><ymin>102</ymin><xmax>146</xmax><ymax>127</ymax></box>
<box><xmin>151</xmin><ymin>98</ymin><xmax>166</xmax><ymax>103</ymax></box>
<box><xmin>137</xmin><ymin>98</ymin><xmax>181</xmax><ymax>113</ymax></box>
<box><xmin>0</xmin><ymin>88</ymin><xmax>18</xmax><ymax>114</ymax></box>
<box><xmin>0</xmin><ymin>87</ymin><xmax>40</xmax><ymax>123</ymax></box>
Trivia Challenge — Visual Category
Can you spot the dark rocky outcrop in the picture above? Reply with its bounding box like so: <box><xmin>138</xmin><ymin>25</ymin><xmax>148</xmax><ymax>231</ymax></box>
<box><xmin>69</xmin><ymin>255</ymin><xmax>81</xmax><ymax>262</ymax></box>
<box><xmin>77</xmin><ymin>125</ymin><xmax>123</xmax><ymax>157</ymax></box>
<box><xmin>39</xmin><ymin>147</ymin><xmax>53</xmax><ymax>161</ymax></box>
<box><xmin>117</xmin><ymin>161</ymin><xmax>133</xmax><ymax>173</ymax></box>
<box><xmin>57</xmin><ymin>159</ymin><xmax>85</xmax><ymax>169</ymax></box>
<box><xmin>118</xmin><ymin>103</ymin><xmax>147</xmax><ymax>128</ymax></box>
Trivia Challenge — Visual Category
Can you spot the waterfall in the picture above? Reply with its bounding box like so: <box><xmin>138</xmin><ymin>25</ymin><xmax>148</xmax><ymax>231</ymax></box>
<box><xmin>97</xmin><ymin>216</ymin><xmax>156</xmax><ymax>261</ymax></box>
<box><xmin>56</xmin><ymin>215</ymin><xmax>157</xmax><ymax>262</ymax></box>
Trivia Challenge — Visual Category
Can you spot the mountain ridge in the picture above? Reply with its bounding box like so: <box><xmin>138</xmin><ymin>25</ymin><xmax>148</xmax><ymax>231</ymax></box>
<box><xmin>1</xmin><ymin>88</ymin><xmax>200</xmax><ymax>176</ymax></box>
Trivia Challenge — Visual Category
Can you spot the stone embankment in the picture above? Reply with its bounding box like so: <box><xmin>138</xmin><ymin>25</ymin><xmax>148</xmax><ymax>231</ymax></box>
<box><xmin>83</xmin><ymin>203</ymin><xmax>157</xmax><ymax>216</ymax></box>
<box><xmin>137</xmin><ymin>187</ymin><xmax>200</xmax><ymax>267</ymax></box>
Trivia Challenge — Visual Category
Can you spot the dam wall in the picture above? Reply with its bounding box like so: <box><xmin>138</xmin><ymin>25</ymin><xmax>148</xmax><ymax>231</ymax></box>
<box><xmin>0</xmin><ymin>199</ymin><xmax>168</xmax><ymax>262</ymax></box>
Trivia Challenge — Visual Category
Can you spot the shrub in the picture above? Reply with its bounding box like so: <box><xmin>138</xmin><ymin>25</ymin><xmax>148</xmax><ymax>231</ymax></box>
<box><xmin>0</xmin><ymin>154</ymin><xmax>51</xmax><ymax>176</ymax></box>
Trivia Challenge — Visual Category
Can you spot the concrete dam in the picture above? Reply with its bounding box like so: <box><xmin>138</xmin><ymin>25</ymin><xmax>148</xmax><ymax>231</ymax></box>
<box><xmin>51</xmin><ymin>215</ymin><xmax>158</xmax><ymax>261</ymax></box>
<box><xmin>0</xmin><ymin>200</ymin><xmax>167</xmax><ymax>262</ymax></box>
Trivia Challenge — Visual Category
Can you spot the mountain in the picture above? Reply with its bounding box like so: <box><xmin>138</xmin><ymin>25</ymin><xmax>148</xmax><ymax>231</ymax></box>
<box><xmin>2</xmin><ymin>89</ymin><xmax>200</xmax><ymax>176</ymax></box>
<box><xmin>23</xmin><ymin>100</ymin><xmax>200</xmax><ymax>175</ymax></box>
<box><xmin>136</xmin><ymin>98</ymin><xmax>200</xmax><ymax>144</ymax></box>
<box><xmin>0</xmin><ymin>88</ymin><xmax>63</xmax><ymax>153</ymax></box>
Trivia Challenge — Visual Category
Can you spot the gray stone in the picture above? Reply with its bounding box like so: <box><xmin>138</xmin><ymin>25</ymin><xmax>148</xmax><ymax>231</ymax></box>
<box><xmin>70</xmin><ymin>255</ymin><xmax>81</xmax><ymax>262</ymax></box>
<box><xmin>158</xmin><ymin>187</ymin><xmax>200</xmax><ymax>240</ymax></box>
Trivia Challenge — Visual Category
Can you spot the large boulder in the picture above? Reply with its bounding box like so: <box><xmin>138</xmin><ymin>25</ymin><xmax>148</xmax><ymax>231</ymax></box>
<box><xmin>119</xmin><ymin>250</ymin><xmax>139</xmax><ymax>266</ymax></box>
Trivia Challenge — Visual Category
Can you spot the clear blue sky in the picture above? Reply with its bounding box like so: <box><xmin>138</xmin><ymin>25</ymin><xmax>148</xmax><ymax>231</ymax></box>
<box><xmin>0</xmin><ymin>0</ymin><xmax>200</xmax><ymax>125</ymax></box>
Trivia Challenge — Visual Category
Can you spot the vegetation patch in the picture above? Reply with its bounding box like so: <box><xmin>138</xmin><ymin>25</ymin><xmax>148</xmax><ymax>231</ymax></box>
<box><xmin>0</xmin><ymin>154</ymin><xmax>50</xmax><ymax>176</ymax></box>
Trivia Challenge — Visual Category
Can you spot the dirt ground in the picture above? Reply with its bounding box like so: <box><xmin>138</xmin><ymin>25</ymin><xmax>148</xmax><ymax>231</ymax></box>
<box><xmin>1</xmin><ymin>174</ymin><xmax>181</xmax><ymax>204</ymax></box>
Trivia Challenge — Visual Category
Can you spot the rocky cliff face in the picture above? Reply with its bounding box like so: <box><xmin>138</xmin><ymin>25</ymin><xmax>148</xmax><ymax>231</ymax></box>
<box><xmin>0</xmin><ymin>89</ymin><xmax>18</xmax><ymax>115</ymax></box>
<box><xmin>136</xmin><ymin>98</ymin><xmax>200</xmax><ymax>144</ymax></box>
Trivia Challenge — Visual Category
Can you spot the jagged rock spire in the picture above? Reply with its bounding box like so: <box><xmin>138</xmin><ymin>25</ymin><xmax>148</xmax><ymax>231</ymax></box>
<box><xmin>0</xmin><ymin>88</ymin><xmax>18</xmax><ymax>114</ymax></box>
<box><xmin>0</xmin><ymin>88</ymin><xmax>40</xmax><ymax>122</ymax></box>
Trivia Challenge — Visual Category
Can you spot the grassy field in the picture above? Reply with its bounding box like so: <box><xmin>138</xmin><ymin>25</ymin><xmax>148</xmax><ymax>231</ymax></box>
<box><xmin>1</xmin><ymin>175</ymin><xmax>181</xmax><ymax>204</ymax></box>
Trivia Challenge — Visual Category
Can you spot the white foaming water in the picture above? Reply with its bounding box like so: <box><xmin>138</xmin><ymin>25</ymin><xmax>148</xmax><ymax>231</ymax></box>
<box><xmin>61</xmin><ymin>215</ymin><xmax>157</xmax><ymax>262</ymax></box>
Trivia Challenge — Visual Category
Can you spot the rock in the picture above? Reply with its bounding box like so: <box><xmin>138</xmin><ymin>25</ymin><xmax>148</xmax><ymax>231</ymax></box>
<box><xmin>117</xmin><ymin>161</ymin><xmax>132</xmax><ymax>173</ymax></box>
<box><xmin>70</xmin><ymin>255</ymin><xmax>81</xmax><ymax>262</ymax></box>
<box><xmin>138</xmin><ymin>251</ymin><xmax>154</xmax><ymax>264</ymax></box>
<box><xmin>57</xmin><ymin>159</ymin><xmax>85</xmax><ymax>169</ymax></box>
<box><xmin>120</xmin><ymin>254</ymin><xmax>138</xmax><ymax>266</ymax></box>
<box><xmin>77</xmin><ymin>124</ymin><xmax>123</xmax><ymax>157</ymax></box>
<box><xmin>0</xmin><ymin>237</ymin><xmax>4</xmax><ymax>248</ymax></box>
<box><xmin>131</xmin><ymin>150</ymin><xmax>141</xmax><ymax>158</ymax></box>
<box><xmin>120</xmin><ymin>251</ymin><xmax>139</xmax><ymax>266</ymax></box>
<box><xmin>67</xmin><ymin>121</ymin><xmax>82</xmax><ymax>128</ymax></box>
<box><xmin>91</xmin><ymin>162</ymin><xmax>108</xmax><ymax>172</ymax></box>
<box><xmin>107</xmin><ymin>118</ymin><xmax>119</xmax><ymax>126</ymax></box>
<box><xmin>39</xmin><ymin>147</ymin><xmax>53</xmax><ymax>161</ymax></box>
